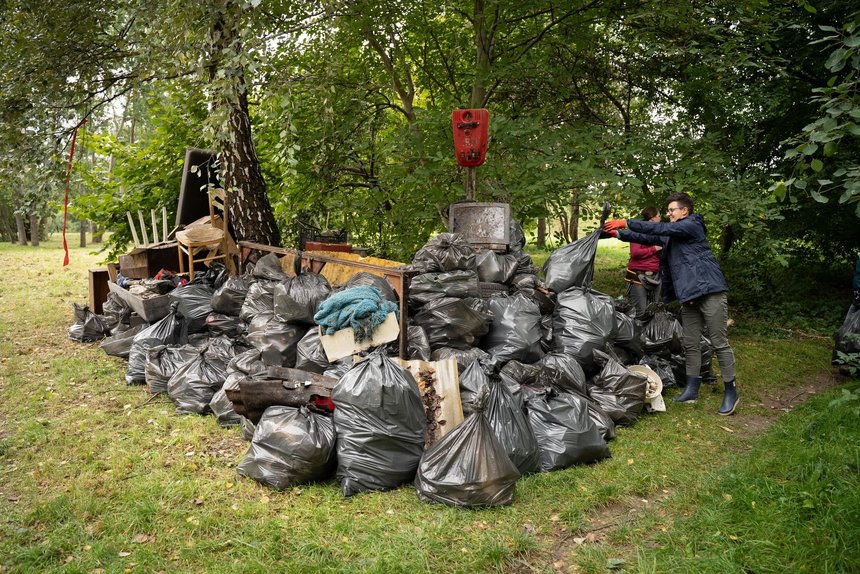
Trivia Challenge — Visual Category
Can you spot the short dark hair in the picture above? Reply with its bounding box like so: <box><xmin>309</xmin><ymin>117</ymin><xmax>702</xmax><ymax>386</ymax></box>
<box><xmin>640</xmin><ymin>206</ymin><xmax>659</xmax><ymax>220</ymax></box>
<box><xmin>666</xmin><ymin>192</ymin><xmax>694</xmax><ymax>214</ymax></box>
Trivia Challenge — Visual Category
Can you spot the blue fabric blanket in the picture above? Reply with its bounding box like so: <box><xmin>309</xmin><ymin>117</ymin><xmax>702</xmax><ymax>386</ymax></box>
<box><xmin>314</xmin><ymin>285</ymin><xmax>399</xmax><ymax>342</ymax></box>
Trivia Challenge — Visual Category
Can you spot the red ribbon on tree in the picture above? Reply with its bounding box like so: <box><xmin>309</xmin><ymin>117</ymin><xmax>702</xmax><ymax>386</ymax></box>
<box><xmin>62</xmin><ymin>118</ymin><xmax>87</xmax><ymax>266</ymax></box>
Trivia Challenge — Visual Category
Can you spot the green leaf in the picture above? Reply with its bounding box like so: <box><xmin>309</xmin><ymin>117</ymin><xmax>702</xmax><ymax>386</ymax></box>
<box><xmin>794</xmin><ymin>179</ymin><xmax>807</xmax><ymax>190</ymax></box>
<box><xmin>817</xmin><ymin>179</ymin><xmax>833</xmax><ymax>186</ymax></box>
<box><xmin>810</xmin><ymin>189</ymin><xmax>827</xmax><ymax>203</ymax></box>
<box><xmin>845</xmin><ymin>35</ymin><xmax>860</xmax><ymax>48</ymax></box>
<box><xmin>825</xmin><ymin>48</ymin><xmax>847</xmax><ymax>71</ymax></box>
<box><xmin>824</xmin><ymin>142</ymin><xmax>838</xmax><ymax>156</ymax></box>
<box><xmin>838</xmin><ymin>189</ymin><xmax>855</xmax><ymax>204</ymax></box>
<box><xmin>801</xmin><ymin>143</ymin><xmax>819</xmax><ymax>156</ymax></box>
<box><xmin>811</xmin><ymin>159</ymin><xmax>824</xmax><ymax>172</ymax></box>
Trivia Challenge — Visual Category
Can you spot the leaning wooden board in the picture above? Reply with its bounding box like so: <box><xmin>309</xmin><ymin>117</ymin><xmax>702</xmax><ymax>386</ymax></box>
<box><xmin>396</xmin><ymin>358</ymin><xmax>463</xmax><ymax>445</ymax></box>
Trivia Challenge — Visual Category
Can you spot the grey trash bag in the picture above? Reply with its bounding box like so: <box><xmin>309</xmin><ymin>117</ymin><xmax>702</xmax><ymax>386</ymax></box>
<box><xmin>68</xmin><ymin>303</ymin><xmax>110</xmax><ymax>342</ymax></box>
<box><xmin>486</xmin><ymin>381</ymin><xmax>540</xmax><ymax>475</ymax></box>
<box><xmin>166</xmin><ymin>347</ymin><xmax>228</xmax><ymax>415</ymax></box>
<box><xmin>408</xmin><ymin>271</ymin><xmax>480</xmax><ymax>308</ymax></box>
<box><xmin>210</xmin><ymin>276</ymin><xmax>248</xmax><ymax>316</ymax></box>
<box><xmin>552</xmin><ymin>288</ymin><xmax>617</xmax><ymax>374</ymax></box>
<box><xmin>102</xmin><ymin>292</ymin><xmax>131</xmax><ymax>332</ymax></box>
<box><xmin>100</xmin><ymin>324</ymin><xmax>145</xmax><ymax>359</ymax></box>
<box><xmin>639</xmin><ymin>354</ymin><xmax>677</xmax><ymax>387</ymax></box>
<box><xmin>251</xmin><ymin>252</ymin><xmax>289</xmax><ymax>282</ymax></box>
<box><xmin>541</xmin><ymin>203</ymin><xmax>610</xmax><ymax>293</ymax></box>
<box><xmin>145</xmin><ymin>344</ymin><xmax>199</xmax><ymax>394</ymax></box>
<box><xmin>414</xmin><ymin>297</ymin><xmax>493</xmax><ymax>350</ymax></box>
<box><xmin>588</xmin><ymin>350</ymin><xmax>648</xmax><ymax>426</ymax></box>
<box><xmin>414</xmin><ymin>411</ymin><xmax>520</xmax><ymax>508</ymax></box>
<box><xmin>237</xmin><ymin>406</ymin><xmax>336</xmax><ymax>489</ymax></box>
<box><xmin>342</xmin><ymin>272</ymin><xmax>397</xmax><ymax>303</ymax></box>
<box><xmin>499</xmin><ymin>360</ymin><xmax>540</xmax><ymax>387</ymax></box>
<box><xmin>525</xmin><ymin>389</ymin><xmax>611</xmax><ymax>472</ymax></box>
<box><xmin>643</xmin><ymin>307</ymin><xmax>684</xmax><ymax>355</ymax></box>
<box><xmin>241</xmin><ymin>416</ymin><xmax>256</xmax><ymax>441</ymax></box>
<box><xmin>537</xmin><ymin>352</ymin><xmax>587</xmax><ymax>395</ymax></box>
<box><xmin>205</xmin><ymin>312</ymin><xmax>244</xmax><ymax>338</ymax></box>
<box><xmin>613</xmin><ymin>310</ymin><xmax>644</xmax><ymax>359</ymax></box>
<box><xmin>459</xmin><ymin>360</ymin><xmax>489</xmax><ymax>415</ymax></box>
<box><xmin>126</xmin><ymin>303</ymin><xmax>185</xmax><ymax>385</ymax></box>
<box><xmin>481</xmin><ymin>293</ymin><xmax>543</xmax><ymax>366</ymax></box>
<box><xmin>240</xmin><ymin>280</ymin><xmax>277</xmax><ymax>322</ymax></box>
<box><xmin>836</xmin><ymin>305</ymin><xmax>860</xmax><ymax>354</ymax></box>
<box><xmin>295</xmin><ymin>327</ymin><xmax>332</xmax><ymax>374</ymax></box>
<box><xmin>431</xmin><ymin>346</ymin><xmax>490</xmax><ymax>369</ymax></box>
<box><xmin>273</xmin><ymin>273</ymin><xmax>331</xmax><ymax>324</ymax></box>
<box><xmin>411</xmin><ymin>232</ymin><xmax>476</xmax><ymax>273</ymax></box>
<box><xmin>582</xmin><ymin>394</ymin><xmax>617</xmax><ymax>442</ymax></box>
<box><xmin>475</xmin><ymin>249</ymin><xmax>504</xmax><ymax>283</ymax></box>
<box><xmin>406</xmin><ymin>325</ymin><xmax>431</xmax><ymax>361</ymax></box>
<box><xmin>210</xmin><ymin>388</ymin><xmax>242</xmax><ymax>427</ymax></box>
<box><xmin>247</xmin><ymin>316</ymin><xmax>304</xmax><ymax>367</ymax></box>
<box><xmin>224</xmin><ymin>348</ymin><xmax>268</xmax><ymax>390</ymax></box>
<box><xmin>168</xmin><ymin>283</ymin><xmax>215</xmax><ymax>336</ymax></box>
<box><xmin>332</xmin><ymin>350</ymin><xmax>426</xmax><ymax>496</ymax></box>
<box><xmin>510</xmin><ymin>219</ymin><xmax>526</xmax><ymax>251</ymax></box>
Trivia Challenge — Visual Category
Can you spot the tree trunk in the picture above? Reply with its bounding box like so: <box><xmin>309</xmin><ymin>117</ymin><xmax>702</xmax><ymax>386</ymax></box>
<box><xmin>464</xmin><ymin>0</ymin><xmax>497</xmax><ymax>200</ymax></box>
<box><xmin>92</xmin><ymin>223</ymin><xmax>103</xmax><ymax>243</ymax></box>
<box><xmin>719</xmin><ymin>224</ymin><xmax>734</xmax><ymax>262</ymax></box>
<box><xmin>15</xmin><ymin>212</ymin><xmax>27</xmax><ymax>245</ymax></box>
<box><xmin>27</xmin><ymin>213</ymin><xmax>39</xmax><ymax>246</ymax></box>
<box><xmin>568</xmin><ymin>193</ymin><xmax>580</xmax><ymax>241</ymax></box>
<box><xmin>79</xmin><ymin>218</ymin><xmax>87</xmax><ymax>247</ymax></box>
<box><xmin>537</xmin><ymin>217</ymin><xmax>546</xmax><ymax>248</ymax></box>
<box><xmin>209</xmin><ymin>1</ymin><xmax>280</xmax><ymax>247</ymax></box>
<box><xmin>0</xmin><ymin>202</ymin><xmax>14</xmax><ymax>242</ymax></box>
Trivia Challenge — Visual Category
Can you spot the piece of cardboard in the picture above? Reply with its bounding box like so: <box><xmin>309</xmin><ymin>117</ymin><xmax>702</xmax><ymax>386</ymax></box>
<box><xmin>319</xmin><ymin>312</ymin><xmax>400</xmax><ymax>362</ymax></box>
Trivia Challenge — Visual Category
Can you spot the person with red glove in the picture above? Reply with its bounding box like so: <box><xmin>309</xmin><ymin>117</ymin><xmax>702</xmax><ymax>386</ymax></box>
<box><xmin>603</xmin><ymin>192</ymin><xmax>738</xmax><ymax>416</ymax></box>
<box><xmin>614</xmin><ymin>207</ymin><xmax>664</xmax><ymax>319</ymax></box>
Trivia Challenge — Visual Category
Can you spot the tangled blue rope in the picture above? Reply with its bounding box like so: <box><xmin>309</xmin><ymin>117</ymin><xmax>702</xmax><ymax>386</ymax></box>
<box><xmin>314</xmin><ymin>285</ymin><xmax>399</xmax><ymax>342</ymax></box>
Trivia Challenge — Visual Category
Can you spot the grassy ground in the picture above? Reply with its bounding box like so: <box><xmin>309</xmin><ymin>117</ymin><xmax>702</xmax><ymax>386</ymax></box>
<box><xmin>0</xmin><ymin>237</ymin><xmax>856</xmax><ymax>573</ymax></box>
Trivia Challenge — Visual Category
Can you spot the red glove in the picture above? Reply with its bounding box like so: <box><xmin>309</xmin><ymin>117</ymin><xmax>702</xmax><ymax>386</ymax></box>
<box><xmin>603</xmin><ymin>219</ymin><xmax>627</xmax><ymax>232</ymax></box>
<box><xmin>605</xmin><ymin>229</ymin><xmax>618</xmax><ymax>238</ymax></box>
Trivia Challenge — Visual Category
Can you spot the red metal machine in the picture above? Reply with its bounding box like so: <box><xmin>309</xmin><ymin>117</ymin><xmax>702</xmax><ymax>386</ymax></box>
<box><xmin>452</xmin><ymin>109</ymin><xmax>489</xmax><ymax>167</ymax></box>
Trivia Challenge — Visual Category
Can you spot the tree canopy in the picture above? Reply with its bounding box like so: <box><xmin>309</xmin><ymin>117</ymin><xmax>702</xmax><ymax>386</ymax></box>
<box><xmin>0</xmin><ymin>0</ymin><xmax>857</xmax><ymax>273</ymax></box>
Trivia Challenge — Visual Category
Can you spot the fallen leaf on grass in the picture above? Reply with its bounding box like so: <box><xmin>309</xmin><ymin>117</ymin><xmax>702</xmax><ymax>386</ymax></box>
<box><xmin>606</xmin><ymin>558</ymin><xmax>625</xmax><ymax>570</ymax></box>
<box><xmin>719</xmin><ymin>425</ymin><xmax>734</xmax><ymax>433</ymax></box>
<box><xmin>118</xmin><ymin>551</ymin><xmax>131</xmax><ymax>557</ymax></box>
<box><xmin>133</xmin><ymin>534</ymin><xmax>151</xmax><ymax>544</ymax></box>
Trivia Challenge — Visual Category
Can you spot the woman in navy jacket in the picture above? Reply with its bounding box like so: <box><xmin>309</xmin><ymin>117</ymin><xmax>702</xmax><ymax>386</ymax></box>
<box><xmin>604</xmin><ymin>192</ymin><xmax>738</xmax><ymax>415</ymax></box>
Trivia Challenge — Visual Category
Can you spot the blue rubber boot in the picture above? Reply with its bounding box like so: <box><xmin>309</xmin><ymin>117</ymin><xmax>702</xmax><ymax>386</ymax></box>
<box><xmin>673</xmin><ymin>375</ymin><xmax>701</xmax><ymax>403</ymax></box>
<box><xmin>719</xmin><ymin>380</ymin><xmax>739</xmax><ymax>416</ymax></box>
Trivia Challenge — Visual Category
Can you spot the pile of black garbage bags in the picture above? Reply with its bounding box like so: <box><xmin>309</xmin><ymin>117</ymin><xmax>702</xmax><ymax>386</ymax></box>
<box><xmin>68</xmin><ymin>217</ymin><xmax>714</xmax><ymax>508</ymax></box>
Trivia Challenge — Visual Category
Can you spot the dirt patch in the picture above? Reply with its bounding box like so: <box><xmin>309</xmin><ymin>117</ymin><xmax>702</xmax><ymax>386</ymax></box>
<box><xmin>758</xmin><ymin>369</ymin><xmax>842</xmax><ymax>412</ymax></box>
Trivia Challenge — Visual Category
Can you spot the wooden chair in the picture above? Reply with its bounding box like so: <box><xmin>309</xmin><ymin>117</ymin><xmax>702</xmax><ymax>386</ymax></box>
<box><xmin>175</xmin><ymin>188</ymin><xmax>236</xmax><ymax>280</ymax></box>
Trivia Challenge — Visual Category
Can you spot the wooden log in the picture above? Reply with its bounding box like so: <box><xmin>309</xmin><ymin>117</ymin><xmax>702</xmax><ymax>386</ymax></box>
<box><xmin>225</xmin><ymin>368</ymin><xmax>338</xmax><ymax>424</ymax></box>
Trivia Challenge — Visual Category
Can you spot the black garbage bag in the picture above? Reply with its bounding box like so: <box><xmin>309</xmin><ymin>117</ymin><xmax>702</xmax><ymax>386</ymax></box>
<box><xmin>459</xmin><ymin>360</ymin><xmax>489</xmax><ymax>415</ymax></box>
<box><xmin>414</xmin><ymin>411</ymin><xmax>520</xmax><ymax>507</ymax></box>
<box><xmin>486</xmin><ymin>381</ymin><xmax>540</xmax><ymax>475</ymax></box>
<box><xmin>510</xmin><ymin>219</ymin><xmax>526</xmax><ymax>251</ymax></box>
<box><xmin>323</xmin><ymin>359</ymin><xmax>354</xmax><ymax>380</ymax></box>
<box><xmin>405</xmin><ymin>325</ymin><xmax>431</xmax><ymax>361</ymax></box>
<box><xmin>475</xmin><ymin>250</ymin><xmax>503</xmax><ymax>283</ymax></box>
<box><xmin>542</xmin><ymin>205</ymin><xmax>609</xmax><ymax>293</ymax></box>
<box><xmin>643</xmin><ymin>307</ymin><xmax>684</xmax><ymax>355</ymax></box>
<box><xmin>481</xmin><ymin>293</ymin><xmax>543</xmax><ymax>365</ymax></box>
<box><xmin>102</xmin><ymin>293</ymin><xmax>131</xmax><ymax>332</ymax></box>
<box><xmin>588</xmin><ymin>350</ymin><xmax>648</xmax><ymax>425</ymax></box>
<box><xmin>166</xmin><ymin>347</ymin><xmax>228</xmax><ymax>415</ymax></box>
<box><xmin>237</xmin><ymin>406</ymin><xmax>336</xmax><ymax>489</ymax></box>
<box><xmin>295</xmin><ymin>327</ymin><xmax>332</xmax><ymax>374</ymax></box>
<box><xmin>408</xmin><ymin>271</ymin><xmax>480</xmax><ymax>308</ymax></box>
<box><xmin>205</xmin><ymin>312</ymin><xmax>244</xmax><ymax>338</ymax></box>
<box><xmin>169</xmin><ymin>283</ymin><xmax>215</xmax><ymax>336</ymax></box>
<box><xmin>414</xmin><ymin>297</ymin><xmax>493</xmax><ymax>350</ymax></box>
<box><xmin>411</xmin><ymin>233</ymin><xmax>476</xmax><ymax>273</ymax></box>
<box><xmin>224</xmin><ymin>348</ymin><xmax>268</xmax><ymax>390</ymax></box>
<box><xmin>145</xmin><ymin>344</ymin><xmax>199</xmax><ymax>394</ymax></box>
<box><xmin>126</xmin><ymin>303</ymin><xmax>185</xmax><ymax>385</ymax></box>
<box><xmin>205</xmin><ymin>334</ymin><xmax>250</xmax><ymax>370</ymax></box>
<box><xmin>100</xmin><ymin>324</ymin><xmax>145</xmax><ymax>359</ymax></box>
<box><xmin>68</xmin><ymin>303</ymin><xmax>110</xmax><ymax>342</ymax></box>
<box><xmin>539</xmin><ymin>314</ymin><xmax>553</xmax><ymax>352</ymax></box>
<box><xmin>613</xmin><ymin>310</ymin><xmax>644</xmax><ymax>360</ymax></box>
<box><xmin>836</xmin><ymin>306</ymin><xmax>860</xmax><ymax>355</ymax></box>
<box><xmin>517</xmin><ymin>287</ymin><xmax>556</xmax><ymax>315</ymax></box>
<box><xmin>211</xmin><ymin>276</ymin><xmax>248</xmax><ymax>316</ymax></box>
<box><xmin>274</xmin><ymin>273</ymin><xmax>331</xmax><ymax>324</ymax></box>
<box><xmin>332</xmin><ymin>350</ymin><xmax>426</xmax><ymax>496</ymax></box>
<box><xmin>499</xmin><ymin>360</ymin><xmax>540</xmax><ymax>387</ymax></box>
<box><xmin>582</xmin><ymin>395</ymin><xmax>617</xmax><ymax>442</ymax></box>
<box><xmin>431</xmin><ymin>346</ymin><xmax>490</xmax><ymax>369</ymax></box>
<box><xmin>525</xmin><ymin>389</ymin><xmax>610</xmax><ymax>471</ymax></box>
<box><xmin>240</xmin><ymin>280</ymin><xmax>277</xmax><ymax>322</ymax></box>
<box><xmin>639</xmin><ymin>354</ymin><xmax>677</xmax><ymax>387</ymax></box>
<box><xmin>210</xmin><ymin>389</ymin><xmax>242</xmax><ymax>426</ymax></box>
<box><xmin>246</xmin><ymin>316</ymin><xmax>304</xmax><ymax>367</ymax></box>
<box><xmin>700</xmin><ymin>336</ymin><xmax>716</xmax><ymax>384</ymax></box>
<box><xmin>341</xmin><ymin>272</ymin><xmax>398</xmax><ymax>303</ymax></box>
<box><xmin>552</xmin><ymin>288</ymin><xmax>617</xmax><ymax>374</ymax></box>
<box><xmin>510</xmin><ymin>273</ymin><xmax>538</xmax><ymax>290</ymax></box>
<box><xmin>537</xmin><ymin>353</ymin><xmax>587</xmax><ymax>395</ymax></box>
<box><xmin>251</xmin><ymin>252</ymin><xmax>289</xmax><ymax>282</ymax></box>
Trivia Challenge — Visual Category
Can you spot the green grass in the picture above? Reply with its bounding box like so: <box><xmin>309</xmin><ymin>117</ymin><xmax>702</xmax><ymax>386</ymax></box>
<box><xmin>0</xmin><ymin>237</ymin><xmax>856</xmax><ymax>573</ymax></box>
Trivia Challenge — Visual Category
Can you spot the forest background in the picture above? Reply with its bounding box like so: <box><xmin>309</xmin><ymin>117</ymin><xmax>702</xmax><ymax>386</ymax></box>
<box><xmin>1</xmin><ymin>0</ymin><xmax>859</xmax><ymax>312</ymax></box>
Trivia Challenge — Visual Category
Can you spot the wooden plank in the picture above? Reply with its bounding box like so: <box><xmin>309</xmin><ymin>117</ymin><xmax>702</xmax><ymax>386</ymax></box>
<box><xmin>319</xmin><ymin>312</ymin><xmax>400</xmax><ymax>362</ymax></box>
<box><xmin>88</xmin><ymin>268</ymin><xmax>110</xmax><ymax>314</ymax></box>
<box><xmin>397</xmin><ymin>358</ymin><xmax>463</xmax><ymax>445</ymax></box>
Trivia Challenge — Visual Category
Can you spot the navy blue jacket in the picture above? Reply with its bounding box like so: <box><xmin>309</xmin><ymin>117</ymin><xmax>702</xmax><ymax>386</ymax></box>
<box><xmin>618</xmin><ymin>214</ymin><xmax>728</xmax><ymax>304</ymax></box>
